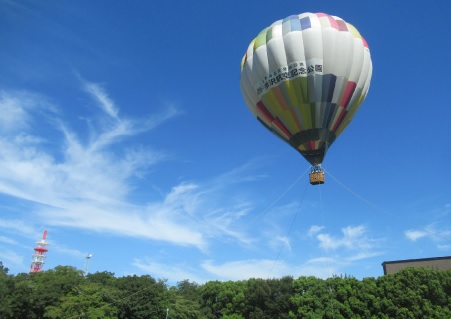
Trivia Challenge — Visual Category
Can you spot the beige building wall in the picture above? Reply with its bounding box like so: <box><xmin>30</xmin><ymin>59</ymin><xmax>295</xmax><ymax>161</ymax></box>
<box><xmin>382</xmin><ymin>256</ymin><xmax>451</xmax><ymax>275</ymax></box>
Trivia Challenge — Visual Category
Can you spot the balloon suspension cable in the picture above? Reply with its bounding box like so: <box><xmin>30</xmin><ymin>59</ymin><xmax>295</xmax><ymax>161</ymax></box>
<box><xmin>317</xmin><ymin>180</ymin><xmax>336</xmax><ymax>318</ymax></box>
<box><xmin>309</xmin><ymin>165</ymin><xmax>325</xmax><ymax>185</ymax></box>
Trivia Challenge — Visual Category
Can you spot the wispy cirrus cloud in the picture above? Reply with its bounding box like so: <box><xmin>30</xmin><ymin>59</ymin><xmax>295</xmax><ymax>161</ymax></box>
<box><xmin>200</xmin><ymin>257</ymin><xmax>339</xmax><ymax>282</ymax></box>
<box><xmin>0</xmin><ymin>90</ymin><xmax>56</xmax><ymax>133</ymax></box>
<box><xmin>268</xmin><ymin>235</ymin><xmax>291</xmax><ymax>252</ymax></box>
<box><xmin>404</xmin><ymin>205</ymin><xmax>451</xmax><ymax>247</ymax></box>
<box><xmin>129</xmin><ymin>223</ymin><xmax>385</xmax><ymax>282</ymax></box>
<box><xmin>132</xmin><ymin>257</ymin><xmax>338</xmax><ymax>283</ymax></box>
<box><xmin>308</xmin><ymin>225</ymin><xmax>324</xmax><ymax>237</ymax></box>
<box><xmin>50</xmin><ymin>243</ymin><xmax>90</xmax><ymax>260</ymax></box>
<box><xmin>0</xmin><ymin>84</ymin><xmax>167</xmax><ymax>206</ymax></box>
<box><xmin>405</xmin><ymin>229</ymin><xmax>429</xmax><ymax>241</ymax></box>
<box><xmin>83</xmin><ymin>81</ymin><xmax>119</xmax><ymax>119</ymax></box>
<box><xmin>405</xmin><ymin>222</ymin><xmax>451</xmax><ymax>246</ymax></box>
<box><xmin>0</xmin><ymin>249</ymin><xmax>24</xmax><ymax>267</ymax></box>
<box><xmin>317</xmin><ymin>225</ymin><xmax>371</xmax><ymax>251</ymax></box>
<box><xmin>133</xmin><ymin>258</ymin><xmax>206</xmax><ymax>284</ymax></box>
<box><xmin>0</xmin><ymin>235</ymin><xmax>19</xmax><ymax>245</ymax></box>
<box><xmin>311</xmin><ymin>225</ymin><xmax>384</xmax><ymax>263</ymax></box>
<box><xmin>0</xmin><ymin>81</ymin><xmax>260</xmax><ymax>255</ymax></box>
<box><xmin>0</xmin><ymin>219</ymin><xmax>43</xmax><ymax>240</ymax></box>
<box><xmin>202</xmin><ymin>259</ymin><xmax>285</xmax><ymax>281</ymax></box>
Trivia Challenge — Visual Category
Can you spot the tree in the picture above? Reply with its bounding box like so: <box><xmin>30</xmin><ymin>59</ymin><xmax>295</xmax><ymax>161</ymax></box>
<box><xmin>290</xmin><ymin>276</ymin><xmax>330</xmax><ymax>318</ymax></box>
<box><xmin>166</xmin><ymin>293</ymin><xmax>203</xmax><ymax>319</ymax></box>
<box><xmin>86</xmin><ymin>271</ymin><xmax>116</xmax><ymax>286</ymax></box>
<box><xmin>164</xmin><ymin>280</ymin><xmax>204</xmax><ymax>319</ymax></box>
<box><xmin>199</xmin><ymin>280</ymin><xmax>223</xmax><ymax>319</ymax></box>
<box><xmin>0</xmin><ymin>262</ymin><xmax>13</xmax><ymax>318</ymax></box>
<box><xmin>2</xmin><ymin>264</ymin><xmax>451</xmax><ymax>318</ymax></box>
<box><xmin>114</xmin><ymin>274</ymin><xmax>167</xmax><ymax>319</ymax></box>
<box><xmin>377</xmin><ymin>267</ymin><xmax>451</xmax><ymax>318</ymax></box>
<box><xmin>244</xmin><ymin>278</ymin><xmax>270</xmax><ymax>318</ymax></box>
<box><xmin>8</xmin><ymin>273</ymin><xmax>37</xmax><ymax>319</ymax></box>
<box><xmin>199</xmin><ymin>280</ymin><xmax>247</xmax><ymax>318</ymax></box>
<box><xmin>175</xmin><ymin>279</ymin><xmax>200</xmax><ymax>302</ymax></box>
<box><xmin>28</xmin><ymin>265</ymin><xmax>85</xmax><ymax>318</ymax></box>
<box><xmin>265</xmin><ymin>276</ymin><xmax>295</xmax><ymax>318</ymax></box>
<box><xmin>44</xmin><ymin>282</ymin><xmax>118</xmax><ymax>318</ymax></box>
<box><xmin>215</xmin><ymin>281</ymin><xmax>246</xmax><ymax>317</ymax></box>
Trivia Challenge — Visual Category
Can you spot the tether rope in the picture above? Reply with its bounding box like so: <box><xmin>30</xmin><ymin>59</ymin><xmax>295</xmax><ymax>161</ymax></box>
<box><xmin>317</xmin><ymin>172</ymin><xmax>336</xmax><ymax>319</ymax></box>
<box><xmin>248</xmin><ymin>166</ymin><xmax>310</xmax><ymax>226</ymax></box>
<box><xmin>267</xmin><ymin>178</ymin><xmax>310</xmax><ymax>278</ymax></box>
<box><xmin>326</xmin><ymin>169</ymin><xmax>447</xmax><ymax>241</ymax></box>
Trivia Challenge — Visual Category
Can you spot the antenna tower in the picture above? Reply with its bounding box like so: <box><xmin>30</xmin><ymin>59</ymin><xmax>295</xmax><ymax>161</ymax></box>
<box><xmin>29</xmin><ymin>230</ymin><xmax>49</xmax><ymax>273</ymax></box>
<box><xmin>84</xmin><ymin>253</ymin><xmax>93</xmax><ymax>275</ymax></box>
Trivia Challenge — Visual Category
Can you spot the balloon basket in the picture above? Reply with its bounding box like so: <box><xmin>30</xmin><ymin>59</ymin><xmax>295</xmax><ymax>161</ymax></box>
<box><xmin>309</xmin><ymin>171</ymin><xmax>325</xmax><ymax>185</ymax></box>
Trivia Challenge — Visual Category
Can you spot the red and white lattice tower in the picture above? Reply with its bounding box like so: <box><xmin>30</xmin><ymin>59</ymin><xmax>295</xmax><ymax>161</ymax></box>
<box><xmin>29</xmin><ymin>230</ymin><xmax>49</xmax><ymax>273</ymax></box>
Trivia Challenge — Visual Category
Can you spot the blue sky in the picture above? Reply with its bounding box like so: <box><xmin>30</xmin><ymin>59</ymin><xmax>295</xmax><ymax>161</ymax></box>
<box><xmin>0</xmin><ymin>0</ymin><xmax>450</xmax><ymax>284</ymax></box>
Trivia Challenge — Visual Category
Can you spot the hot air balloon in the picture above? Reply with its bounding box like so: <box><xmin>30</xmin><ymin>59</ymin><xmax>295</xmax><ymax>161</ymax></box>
<box><xmin>240</xmin><ymin>12</ymin><xmax>372</xmax><ymax>185</ymax></box>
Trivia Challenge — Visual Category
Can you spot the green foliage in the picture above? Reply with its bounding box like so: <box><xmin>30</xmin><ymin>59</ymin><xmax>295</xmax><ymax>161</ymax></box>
<box><xmin>0</xmin><ymin>262</ymin><xmax>13</xmax><ymax>318</ymax></box>
<box><xmin>288</xmin><ymin>269</ymin><xmax>451</xmax><ymax>319</ymax></box>
<box><xmin>165</xmin><ymin>280</ymin><xmax>204</xmax><ymax>319</ymax></box>
<box><xmin>5</xmin><ymin>266</ymin><xmax>85</xmax><ymax>319</ymax></box>
<box><xmin>199</xmin><ymin>280</ymin><xmax>223</xmax><ymax>318</ymax></box>
<box><xmin>114</xmin><ymin>275</ymin><xmax>167</xmax><ymax>319</ymax></box>
<box><xmin>166</xmin><ymin>294</ymin><xmax>202</xmax><ymax>319</ymax></box>
<box><xmin>44</xmin><ymin>282</ymin><xmax>118</xmax><ymax>318</ymax></box>
<box><xmin>1</xmin><ymin>263</ymin><xmax>451</xmax><ymax>319</ymax></box>
<box><xmin>86</xmin><ymin>271</ymin><xmax>116</xmax><ymax>286</ymax></box>
<box><xmin>244</xmin><ymin>276</ymin><xmax>294</xmax><ymax>319</ymax></box>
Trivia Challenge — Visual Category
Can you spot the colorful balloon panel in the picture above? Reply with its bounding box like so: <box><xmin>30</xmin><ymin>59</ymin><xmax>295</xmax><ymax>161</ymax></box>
<box><xmin>240</xmin><ymin>12</ymin><xmax>372</xmax><ymax>166</ymax></box>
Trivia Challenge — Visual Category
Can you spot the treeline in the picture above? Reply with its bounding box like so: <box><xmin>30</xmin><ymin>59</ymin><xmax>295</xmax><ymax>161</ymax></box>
<box><xmin>0</xmin><ymin>262</ymin><xmax>450</xmax><ymax>318</ymax></box>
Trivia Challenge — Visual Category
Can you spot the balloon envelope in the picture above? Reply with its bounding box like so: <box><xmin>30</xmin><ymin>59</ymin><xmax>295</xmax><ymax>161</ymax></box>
<box><xmin>240</xmin><ymin>12</ymin><xmax>372</xmax><ymax>166</ymax></box>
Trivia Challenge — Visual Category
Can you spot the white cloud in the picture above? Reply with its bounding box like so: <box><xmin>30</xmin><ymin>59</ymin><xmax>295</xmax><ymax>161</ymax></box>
<box><xmin>0</xmin><ymin>93</ymin><xmax>29</xmax><ymax>131</ymax></box>
<box><xmin>201</xmin><ymin>257</ymin><xmax>339</xmax><ymax>281</ymax></box>
<box><xmin>345</xmin><ymin>251</ymin><xmax>384</xmax><ymax>262</ymax></box>
<box><xmin>308</xmin><ymin>225</ymin><xmax>324</xmax><ymax>237</ymax></box>
<box><xmin>35</xmin><ymin>189</ymin><xmax>208</xmax><ymax>251</ymax></box>
<box><xmin>51</xmin><ymin>243</ymin><xmax>88</xmax><ymax>259</ymax></box>
<box><xmin>308</xmin><ymin>225</ymin><xmax>383</xmax><ymax>268</ymax></box>
<box><xmin>203</xmin><ymin>206</ymin><xmax>254</xmax><ymax>246</ymax></box>
<box><xmin>202</xmin><ymin>259</ymin><xmax>281</xmax><ymax>280</ymax></box>
<box><xmin>133</xmin><ymin>258</ymin><xmax>205</xmax><ymax>284</ymax></box>
<box><xmin>405</xmin><ymin>229</ymin><xmax>428</xmax><ymax>241</ymax></box>
<box><xmin>83</xmin><ymin>81</ymin><xmax>119</xmax><ymax>119</ymax></box>
<box><xmin>0</xmin><ymin>86</ymin><xmax>205</xmax><ymax>246</ymax></box>
<box><xmin>0</xmin><ymin>85</ymin><xmax>261</xmax><ymax>254</ymax></box>
<box><xmin>302</xmin><ymin>257</ymin><xmax>339</xmax><ymax>278</ymax></box>
<box><xmin>0</xmin><ymin>89</ymin><xmax>58</xmax><ymax>132</ymax></box>
<box><xmin>0</xmin><ymin>249</ymin><xmax>24</xmax><ymax>267</ymax></box>
<box><xmin>0</xmin><ymin>235</ymin><xmax>18</xmax><ymax>245</ymax></box>
<box><xmin>404</xmin><ymin>223</ymin><xmax>451</xmax><ymax>244</ymax></box>
<box><xmin>0</xmin><ymin>219</ymin><xmax>42</xmax><ymax>239</ymax></box>
<box><xmin>317</xmin><ymin>225</ymin><xmax>369</xmax><ymax>251</ymax></box>
<box><xmin>132</xmin><ymin>253</ymin><xmax>351</xmax><ymax>284</ymax></box>
<box><xmin>268</xmin><ymin>235</ymin><xmax>291</xmax><ymax>252</ymax></box>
